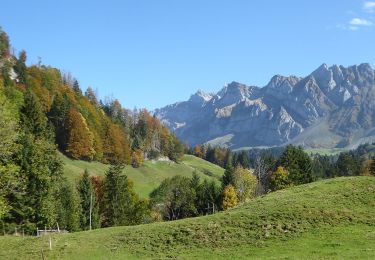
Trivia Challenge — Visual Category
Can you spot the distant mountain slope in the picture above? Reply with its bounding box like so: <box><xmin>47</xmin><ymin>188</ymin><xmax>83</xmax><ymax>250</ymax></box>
<box><xmin>2</xmin><ymin>177</ymin><xmax>374</xmax><ymax>259</ymax></box>
<box><xmin>155</xmin><ymin>64</ymin><xmax>375</xmax><ymax>149</ymax></box>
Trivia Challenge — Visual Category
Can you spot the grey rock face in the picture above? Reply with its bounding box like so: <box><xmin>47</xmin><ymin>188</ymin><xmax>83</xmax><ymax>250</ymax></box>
<box><xmin>154</xmin><ymin>64</ymin><xmax>375</xmax><ymax>149</ymax></box>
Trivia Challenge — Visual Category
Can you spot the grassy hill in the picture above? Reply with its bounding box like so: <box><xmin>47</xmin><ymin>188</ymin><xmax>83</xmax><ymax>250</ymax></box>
<box><xmin>2</xmin><ymin>177</ymin><xmax>375</xmax><ymax>259</ymax></box>
<box><xmin>60</xmin><ymin>154</ymin><xmax>224</xmax><ymax>198</ymax></box>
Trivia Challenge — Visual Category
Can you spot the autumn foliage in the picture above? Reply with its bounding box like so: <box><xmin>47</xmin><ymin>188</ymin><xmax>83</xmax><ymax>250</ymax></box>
<box><xmin>66</xmin><ymin>108</ymin><xmax>95</xmax><ymax>160</ymax></box>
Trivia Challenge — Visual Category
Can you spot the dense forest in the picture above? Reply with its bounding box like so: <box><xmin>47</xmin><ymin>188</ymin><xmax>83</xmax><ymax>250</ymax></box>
<box><xmin>0</xmin><ymin>27</ymin><xmax>184</xmax><ymax>233</ymax></box>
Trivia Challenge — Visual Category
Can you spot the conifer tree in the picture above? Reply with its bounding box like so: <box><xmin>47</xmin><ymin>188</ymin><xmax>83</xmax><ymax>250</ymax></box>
<box><xmin>14</xmin><ymin>50</ymin><xmax>27</xmax><ymax>84</ymax></box>
<box><xmin>56</xmin><ymin>180</ymin><xmax>81</xmax><ymax>232</ymax></box>
<box><xmin>78</xmin><ymin>169</ymin><xmax>100</xmax><ymax>230</ymax></box>
<box><xmin>21</xmin><ymin>89</ymin><xmax>48</xmax><ymax>138</ymax></box>
<box><xmin>0</xmin><ymin>84</ymin><xmax>20</xmax><ymax>220</ymax></box>
<box><xmin>222</xmin><ymin>159</ymin><xmax>235</xmax><ymax>188</ymax></box>
<box><xmin>103</xmin><ymin>164</ymin><xmax>145</xmax><ymax>226</ymax></box>
<box><xmin>278</xmin><ymin>145</ymin><xmax>313</xmax><ymax>185</ymax></box>
<box><xmin>73</xmin><ymin>79</ymin><xmax>82</xmax><ymax>95</ymax></box>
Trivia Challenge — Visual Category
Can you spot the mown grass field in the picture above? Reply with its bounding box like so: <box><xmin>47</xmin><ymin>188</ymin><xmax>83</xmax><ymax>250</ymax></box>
<box><xmin>1</xmin><ymin>177</ymin><xmax>374</xmax><ymax>259</ymax></box>
<box><xmin>60</xmin><ymin>154</ymin><xmax>224</xmax><ymax>198</ymax></box>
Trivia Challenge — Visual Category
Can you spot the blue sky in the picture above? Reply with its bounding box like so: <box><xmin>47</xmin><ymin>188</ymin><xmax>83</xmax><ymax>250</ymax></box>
<box><xmin>1</xmin><ymin>0</ymin><xmax>375</xmax><ymax>110</ymax></box>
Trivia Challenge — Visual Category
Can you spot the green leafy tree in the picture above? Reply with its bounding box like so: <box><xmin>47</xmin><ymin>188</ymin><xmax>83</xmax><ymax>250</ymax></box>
<box><xmin>196</xmin><ymin>179</ymin><xmax>220</xmax><ymax>215</ymax></box>
<box><xmin>150</xmin><ymin>175</ymin><xmax>197</xmax><ymax>220</ymax></box>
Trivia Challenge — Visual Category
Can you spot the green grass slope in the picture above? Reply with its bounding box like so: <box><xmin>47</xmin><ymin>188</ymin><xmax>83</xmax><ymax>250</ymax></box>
<box><xmin>60</xmin><ymin>154</ymin><xmax>224</xmax><ymax>198</ymax></box>
<box><xmin>2</xmin><ymin>177</ymin><xmax>375</xmax><ymax>259</ymax></box>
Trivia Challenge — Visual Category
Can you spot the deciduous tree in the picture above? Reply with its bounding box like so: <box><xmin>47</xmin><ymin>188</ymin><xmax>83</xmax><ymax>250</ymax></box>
<box><xmin>221</xmin><ymin>185</ymin><xmax>238</xmax><ymax>210</ymax></box>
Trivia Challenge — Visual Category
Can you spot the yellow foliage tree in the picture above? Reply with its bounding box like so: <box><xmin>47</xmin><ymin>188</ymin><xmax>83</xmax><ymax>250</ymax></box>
<box><xmin>103</xmin><ymin>122</ymin><xmax>131</xmax><ymax>164</ymax></box>
<box><xmin>221</xmin><ymin>185</ymin><xmax>238</xmax><ymax>210</ymax></box>
<box><xmin>269</xmin><ymin>166</ymin><xmax>292</xmax><ymax>191</ymax></box>
<box><xmin>66</xmin><ymin>108</ymin><xmax>95</xmax><ymax>160</ymax></box>
<box><xmin>132</xmin><ymin>149</ymin><xmax>144</xmax><ymax>168</ymax></box>
<box><xmin>233</xmin><ymin>166</ymin><xmax>257</xmax><ymax>202</ymax></box>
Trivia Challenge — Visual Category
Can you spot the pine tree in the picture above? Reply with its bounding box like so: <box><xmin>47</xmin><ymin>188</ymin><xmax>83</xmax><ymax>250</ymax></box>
<box><xmin>14</xmin><ymin>50</ymin><xmax>27</xmax><ymax>84</ymax></box>
<box><xmin>56</xmin><ymin>180</ymin><xmax>81</xmax><ymax>232</ymax></box>
<box><xmin>222</xmin><ymin>159</ymin><xmax>235</xmax><ymax>188</ymax></box>
<box><xmin>278</xmin><ymin>145</ymin><xmax>313</xmax><ymax>185</ymax></box>
<box><xmin>48</xmin><ymin>93</ymin><xmax>71</xmax><ymax>150</ymax></box>
<box><xmin>21</xmin><ymin>89</ymin><xmax>48</xmax><ymax>138</ymax></box>
<box><xmin>103</xmin><ymin>164</ymin><xmax>143</xmax><ymax>226</ymax></box>
<box><xmin>13</xmin><ymin>134</ymin><xmax>63</xmax><ymax>230</ymax></box>
<box><xmin>73</xmin><ymin>79</ymin><xmax>82</xmax><ymax>95</ymax></box>
<box><xmin>0</xmin><ymin>84</ymin><xmax>20</xmax><ymax>220</ymax></box>
<box><xmin>78</xmin><ymin>169</ymin><xmax>100</xmax><ymax>230</ymax></box>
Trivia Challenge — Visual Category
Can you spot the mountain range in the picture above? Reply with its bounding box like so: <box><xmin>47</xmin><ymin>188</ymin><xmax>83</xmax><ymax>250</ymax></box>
<box><xmin>155</xmin><ymin>63</ymin><xmax>375</xmax><ymax>150</ymax></box>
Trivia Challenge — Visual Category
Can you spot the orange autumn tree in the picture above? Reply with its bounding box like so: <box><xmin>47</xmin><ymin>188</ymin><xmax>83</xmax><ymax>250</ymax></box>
<box><xmin>66</xmin><ymin>108</ymin><xmax>95</xmax><ymax>160</ymax></box>
<box><xmin>103</xmin><ymin>122</ymin><xmax>131</xmax><ymax>164</ymax></box>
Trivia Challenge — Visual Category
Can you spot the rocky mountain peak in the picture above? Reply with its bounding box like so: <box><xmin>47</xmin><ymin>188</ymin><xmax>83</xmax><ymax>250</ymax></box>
<box><xmin>155</xmin><ymin>63</ymin><xmax>375</xmax><ymax>150</ymax></box>
<box><xmin>189</xmin><ymin>90</ymin><xmax>214</xmax><ymax>104</ymax></box>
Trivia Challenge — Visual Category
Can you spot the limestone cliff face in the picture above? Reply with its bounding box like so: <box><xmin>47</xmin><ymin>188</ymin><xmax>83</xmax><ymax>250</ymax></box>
<box><xmin>155</xmin><ymin>64</ymin><xmax>375</xmax><ymax>149</ymax></box>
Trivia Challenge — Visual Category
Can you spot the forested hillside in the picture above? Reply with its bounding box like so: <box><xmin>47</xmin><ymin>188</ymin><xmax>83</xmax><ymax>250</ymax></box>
<box><xmin>0</xmin><ymin>27</ymin><xmax>184</xmax><ymax>233</ymax></box>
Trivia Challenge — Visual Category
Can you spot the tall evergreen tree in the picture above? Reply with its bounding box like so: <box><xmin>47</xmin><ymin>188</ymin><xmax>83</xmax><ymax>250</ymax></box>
<box><xmin>278</xmin><ymin>145</ymin><xmax>313</xmax><ymax>185</ymax></box>
<box><xmin>21</xmin><ymin>89</ymin><xmax>48</xmax><ymax>139</ymax></box>
<box><xmin>222</xmin><ymin>159</ymin><xmax>235</xmax><ymax>188</ymax></box>
<box><xmin>14</xmin><ymin>50</ymin><xmax>27</xmax><ymax>84</ymax></box>
<box><xmin>11</xmin><ymin>134</ymin><xmax>63</xmax><ymax>232</ymax></box>
<box><xmin>55</xmin><ymin>180</ymin><xmax>81</xmax><ymax>232</ymax></box>
<box><xmin>0</xmin><ymin>84</ymin><xmax>20</xmax><ymax>220</ymax></box>
<box><xmin>73</xmin><ymin>79</ymin><xmax>82</xmax><ymax>95</ymax></box>
<box><xmin>78</xmin><ymin>169</ymin><xmax>100</xmax><ymax>230</ymax></box>
<box><xmin>103</xmin><ymin>164</ymin><xmax>145</xmax><ymax>226</ymax></box>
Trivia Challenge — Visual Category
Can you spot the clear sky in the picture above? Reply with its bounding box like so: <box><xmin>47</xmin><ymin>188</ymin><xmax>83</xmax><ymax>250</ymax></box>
<box><xmin>1</xmin><ymin>0</ymin><xmax>374</xmax><ymax>110</ymax></box>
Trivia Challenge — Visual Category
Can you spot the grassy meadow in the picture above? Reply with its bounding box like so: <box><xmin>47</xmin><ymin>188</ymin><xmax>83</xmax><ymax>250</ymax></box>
<box><xmin>1</xmin><ymin>176</ymin><xmax>374</xmax><ymax>259</ymax></box>
<box><xmin>60</xmin><ymin>154</ymin><xmax>224</xmax><ymax>198</ymax></box>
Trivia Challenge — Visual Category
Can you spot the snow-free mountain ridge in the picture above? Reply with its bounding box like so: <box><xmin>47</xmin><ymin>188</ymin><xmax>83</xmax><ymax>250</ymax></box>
<box><xmin>155</xmin><ymin>63</ymin><xmax>375</xmax><ymax>149</ymax></box>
